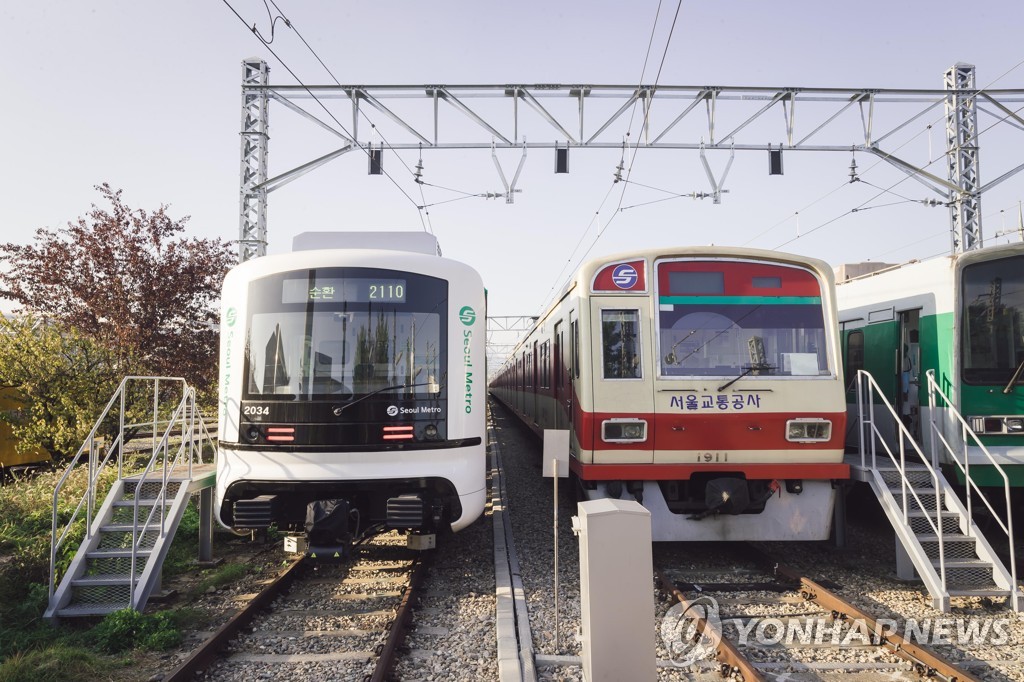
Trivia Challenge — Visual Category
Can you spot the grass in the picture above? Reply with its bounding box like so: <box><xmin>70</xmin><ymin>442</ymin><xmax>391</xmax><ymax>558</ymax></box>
<box><xmin>191</xmin><ymin>561</ymin><xmax>251</xmax><ymax>596</ymax></box>
<box><xmin>0</xmin><ymin>645</ymin><xmax>106</xmax><ymax>682</ymax></box>
<box><xmin>0</xmin><ymin>466</ymin><xmax>211</xmax><ymax>677</ymax></box>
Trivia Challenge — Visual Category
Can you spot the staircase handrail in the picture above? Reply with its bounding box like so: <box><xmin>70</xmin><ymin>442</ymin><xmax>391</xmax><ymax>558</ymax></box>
<box><xmin>856</xmin><ymin>369</ymin><xmax>947</xmax><ymax>586</ymax></box>
<box><xmin>48</xmin><ymin>377</ymin><xmax>190</xmax><ymax>601</ymax></box>
<box><xmin>128</xmin><ymin>386</ymin><xmax>214</xmax><ymax>605</ymax></box>
<box><xmin>924</xmin><ymin>369</ymin><xmax>1017</xmax><ymax>597</ymax></box>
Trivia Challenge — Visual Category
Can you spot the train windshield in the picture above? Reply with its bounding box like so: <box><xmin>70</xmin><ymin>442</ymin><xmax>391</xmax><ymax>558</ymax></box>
<box><xmin>656</xmin><ymin>260</ymin><xmax>829</xmax><ymax>378</ymax></box>
<box><xmin>243</xmin><ymin>268</ymin><xmax>446</xmax><ymax>401</ymax></box>
<box><xmin>961</xmin><ymin>255</ymin><xmax>1024</xmax><ymax>384</ymax></box>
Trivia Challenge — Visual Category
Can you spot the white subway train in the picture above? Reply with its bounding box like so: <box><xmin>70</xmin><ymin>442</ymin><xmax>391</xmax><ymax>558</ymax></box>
<box><xmin>215</xmin><ymin>232</ymin><xmax>487</xmax><ymax>545</ymax></box>
<box><xmin>490</xmin><ymin>246</ymin><xmax>850</xmax><ymax>541</ymax></box>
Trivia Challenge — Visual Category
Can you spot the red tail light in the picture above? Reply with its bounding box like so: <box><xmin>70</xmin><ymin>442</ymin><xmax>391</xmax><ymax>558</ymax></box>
<box><xmin>383</xmin><ymin>425</ymin><xmax>415</xmax><ymax>441</ymax></box>
<box><xmin>266</xmin><ymin>426</ymin><xmax>295</xmax><ymax>442</ymax></box>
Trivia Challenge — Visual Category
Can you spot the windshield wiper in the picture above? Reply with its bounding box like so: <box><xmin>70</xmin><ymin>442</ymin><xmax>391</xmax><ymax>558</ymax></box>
<box><xmin>1003</xmin><ymin>358</ymin><xmax>1024</xmax><ymax>394</ymax></box>
<box><xmin>333</xmin><ymin>381</ymin><xmax>438</xmax><ymax>415</ymax></box>
<box><xmin>717</xmin><ymin>363</ymin><xmax>774</xmax><ymax>392</ymax></box>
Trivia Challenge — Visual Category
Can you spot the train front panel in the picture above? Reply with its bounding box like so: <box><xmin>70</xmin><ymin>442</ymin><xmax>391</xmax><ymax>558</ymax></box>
<box><xmin>215</xmin><ymin>249</ymin><xmax>487</xmax><ymax>536</ymax></box>
<box><xmin>574</xmin><ymin>251</ymin><xmax>848</xmax><ymax>540</ymax></box>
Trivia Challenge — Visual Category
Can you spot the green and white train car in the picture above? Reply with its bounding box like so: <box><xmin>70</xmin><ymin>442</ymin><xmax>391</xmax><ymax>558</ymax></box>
<box><xmin>836</xmin><ymin>242</ymin><xmax>1024</xmax><ymax>488</ymax></box>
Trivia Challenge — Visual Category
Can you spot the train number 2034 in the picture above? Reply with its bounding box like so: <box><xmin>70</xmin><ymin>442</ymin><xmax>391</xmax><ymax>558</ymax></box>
<box><xmin>243</xmin><ymin>405</ymin><xmax>270</xmax><ymax>417</ymax></box>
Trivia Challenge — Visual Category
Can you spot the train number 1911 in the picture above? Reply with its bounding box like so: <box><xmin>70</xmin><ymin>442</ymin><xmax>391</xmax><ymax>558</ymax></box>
<box><xmin>697</xmin><ymin>452</ymin><xmax>727</xmax><ymax>462</ymax></box>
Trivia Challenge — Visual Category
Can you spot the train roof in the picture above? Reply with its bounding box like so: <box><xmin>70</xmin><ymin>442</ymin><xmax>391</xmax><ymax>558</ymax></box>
<box><xmin>520</xmin><ymin>245</ymin><xmax>837</xmax><ymax>343</ymax></box>
<box><xmin>835</xmin><ymin>241</ymin><xmax>1024</xmax><ymax>286</ymax></box>
<box><xmin>292</xmin><ymin>231</ymin><xmax>441</xmax><ymax>256</ymax></box>
<box><xmin>571</xmin><ymin>245</ymin><xmax>835</xmax><ymax>285</ymax></box>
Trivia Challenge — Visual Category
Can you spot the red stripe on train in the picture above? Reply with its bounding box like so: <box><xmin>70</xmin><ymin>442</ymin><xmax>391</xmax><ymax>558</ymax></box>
<box><xmin>576</xmin><ymin>411</ymin><xmax>847</xmax><ymax>451</ymax></box>
<box><xmin>656</xmin><ymin>260</ymin><xmax>821</xmax><ymax>297</ymax></box>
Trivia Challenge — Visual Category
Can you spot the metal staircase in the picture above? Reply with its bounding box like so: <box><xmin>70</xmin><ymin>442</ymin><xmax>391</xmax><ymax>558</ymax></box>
<box><xmin>852</xmin><ymin>369</ymin><xmax>1021</xmax><ymax>612</ymax></box>
<box><xmin>45</xmin><ymin>377</ymin><xmax>216</xmax><ymax>620</ymax></box>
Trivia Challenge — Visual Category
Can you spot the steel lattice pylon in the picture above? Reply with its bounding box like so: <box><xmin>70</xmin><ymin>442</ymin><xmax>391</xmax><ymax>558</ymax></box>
<box><xmin>238</xmin><ymin>59</ymin><xmax>270</xmax><ymax>263</ymax></box>
<box><xmin>236</xmin><ymin>60</ymin><xmax>1024</xmax><ymax>259</ymax></box>
<box><xmin>486</xmin><ymin>316</ymin><xmax>538</xmax><ymax>379</ymax></box>
<box><xmin>945</xmin><ymin>63</ymin><xmax>982</xmax><ymax>254</ymax></box>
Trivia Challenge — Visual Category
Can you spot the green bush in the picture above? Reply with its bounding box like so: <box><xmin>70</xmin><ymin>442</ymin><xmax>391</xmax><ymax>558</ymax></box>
<box><xmin>88</xmin><ymin>608</ymin><xmax>183</xmax><ymax>654</ymax></box>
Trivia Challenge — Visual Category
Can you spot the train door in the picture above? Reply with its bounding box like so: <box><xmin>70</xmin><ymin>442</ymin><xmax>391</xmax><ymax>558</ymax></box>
<box><xmin>590</xmin><ymin>299</ymin><xmax>655</xmax><ymax>464</ymax></box>
<box><xmin>553</xmin><ymin>320</ymin><xmax>565</xmax><ymax>429</ymax></box>
<box><xmin>569</xmin><ymin>310</ymin><xmax>580</xmax><ymax>437</ymax></box>
<box><xmin>532</xmin><ymin>340</ymin><xmax>539</xmax><ymax>424</ymax></box>
<box><xmin>899</xmin><ymin>309</ymin><xmax>922</xmax><ymax>439</ymax></box>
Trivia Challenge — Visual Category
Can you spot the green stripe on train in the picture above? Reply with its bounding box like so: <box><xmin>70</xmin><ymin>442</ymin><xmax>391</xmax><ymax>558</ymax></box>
<box><xmin>659</xmin><ymin>295</ymin><xmax>822</xmax><ymax>305</ymax></box>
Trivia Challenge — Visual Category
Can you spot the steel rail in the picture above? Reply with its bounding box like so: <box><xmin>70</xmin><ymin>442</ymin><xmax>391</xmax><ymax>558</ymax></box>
<box><xmin>798</xmin><ymin>577</ymin><xmax>981</xmax><ymax>682</ymax></box>
<box><xmin>744</xmin><ymin>543</ymin><xmax>981</xmax><ymax>682</ymax></box>
<box><xmin>655</xmin><ymin>569</ymin><xmax>764</xmax><ymax>682</ymax></box>
<box><xmin>163</xmin><ymin>555</ymin><xmax>308</xmax><ymax>681</ymax></box>
<box><xmin>368</xmin><ymin>554</ymin><xmax>431</xmax><ymax>682</ymax></box>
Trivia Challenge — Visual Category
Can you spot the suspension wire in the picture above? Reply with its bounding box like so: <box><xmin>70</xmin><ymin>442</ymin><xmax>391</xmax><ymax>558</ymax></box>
<box><xmin>269</xmin><ymin>0</ymin><xmax>500</xmax><ymax>226</ymax></box>
<box><xmin>756</xmin><ymin>60</ymin><xmax>1024</xmax><ymax>252</ymax></box>
<box><xmin>222</xmin><ymin>0</ymin><xmax>433</xmax><ymax>231</ymax></box>
<box><xmin>771</xmin><ymin>97</ymin><xmax>1024</xmax><ymax>252</ymax></box>
<box><xmin>535</xmin><ymin>0</ymin><xmax>684</xmax><ymax>316</ymax></box>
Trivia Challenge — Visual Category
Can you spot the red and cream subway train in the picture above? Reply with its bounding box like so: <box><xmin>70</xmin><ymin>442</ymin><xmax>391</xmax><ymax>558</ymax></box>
<box><xmin>489</xmin><ymin>246</ymin><xmax>849</xmax><ymax>541</ymax></box>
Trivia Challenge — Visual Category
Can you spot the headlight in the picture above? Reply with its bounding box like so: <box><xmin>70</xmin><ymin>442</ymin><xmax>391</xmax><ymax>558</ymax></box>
<box><xmin>967</xmin><ymin>416</ymin><xmax>1024</xmax><ymax>434</ymax></box>
<box><xmin>786</xmin><ymin>418</ymin><xmax>832</xmax><ymax>443</ymax></box>
<box><xmin>602</xmin><ymin>419</ymin><xmax>647</xmax><ymax>443</ymax></box>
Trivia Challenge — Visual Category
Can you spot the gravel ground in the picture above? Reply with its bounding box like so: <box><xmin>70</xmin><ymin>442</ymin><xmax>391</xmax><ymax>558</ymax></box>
<box><xmin>489</xmin><ymin>398</ymin><xmax>1024</xmax><ymax>682</ymax></box>
<box><xmin>128</xmin><ymin>400</ymin><xmax>1023</xmax><ymax>681</ymax></box>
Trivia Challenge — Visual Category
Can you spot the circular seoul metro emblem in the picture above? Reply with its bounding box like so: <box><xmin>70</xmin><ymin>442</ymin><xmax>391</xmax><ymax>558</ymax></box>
<box><xmin>612</xmin><ymin>264</ymin><xmax>639</xmax><ymax>289</ymax></box>
<box><xmin>592</xmin><ymin>259</ymin><xmax>646</xmax><ymax>292</ymax></box>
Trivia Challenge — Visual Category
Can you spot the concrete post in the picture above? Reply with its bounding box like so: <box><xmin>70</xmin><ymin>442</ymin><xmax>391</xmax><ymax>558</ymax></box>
<box><xmin>575</xmin><ymin>498</ymin><xmax>656</xmax><ymax>682</ymax></box>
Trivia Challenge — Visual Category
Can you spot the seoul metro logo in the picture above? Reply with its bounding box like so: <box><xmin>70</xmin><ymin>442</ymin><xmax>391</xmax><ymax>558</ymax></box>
<box><xmin>612</xmin><ymin>264</ymin><xmax>639</xmax><ymax>289</ymax></box>
<box><xmin>459</xmin><ymin>306</ymin><xmax>476</xmax><ymax>325</ymax></box>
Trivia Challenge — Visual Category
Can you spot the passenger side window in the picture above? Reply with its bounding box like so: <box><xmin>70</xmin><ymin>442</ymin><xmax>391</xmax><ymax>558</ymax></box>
<box><xmin>601</xmin><ymin>309</ymin><xmax>642</xmax><ymax>379</ymax></box>
<box><xmin>845</xmin><ymin>329</ymin><xmax>864</xmax><ymax>387</ymax></box>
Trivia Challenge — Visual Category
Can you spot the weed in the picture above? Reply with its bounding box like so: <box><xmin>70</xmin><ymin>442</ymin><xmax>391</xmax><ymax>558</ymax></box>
<box><xmin>192</xmin><ymin>561</ymin><xmax>250</xmax><ymax>595</ymax></box>
<box><xmin>0</xmin><ymin>644</ymin><xmax>104</xmax><ymax>682</ymax></box>
<box><xmin>88</xmin><ymin>608</ymin><xmax>183</xmax><ymax>654</ymax></box>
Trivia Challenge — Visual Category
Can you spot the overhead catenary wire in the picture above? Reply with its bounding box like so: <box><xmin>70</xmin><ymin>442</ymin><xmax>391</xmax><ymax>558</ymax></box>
<box><xmin>757</xmin><ymin>59</ymin><xmax>1024</xmax><ymax>254</ymax></box>
<box><xmin>221</xmin><ymin>0</ymin><xmax>433</xmax><ymax>232</ymax></box>
<box><xmin>535</xmin><ymin>0</ymin><xmax>685</xmax><ymax>315</ymax></box>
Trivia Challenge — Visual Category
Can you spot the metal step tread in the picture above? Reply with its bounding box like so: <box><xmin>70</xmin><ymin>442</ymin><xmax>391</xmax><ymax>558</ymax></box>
<box><xmin>86</xmin><ymin>548</ymin><xmax>154</xmax><ymax>558</ymax></box>
<box><xmin>915</xmin><ymin>533</ymin><xmax>975</xmax><ymax>543</ymax></box>
<box><xmin>887</xmin><ymin>485</ymin><xmax>938</xmax><ymax>493</ymax></box>
<box><xmin>113</xmin><ymin>499</ymin><xmax>165</xmax><ymax>507</ymax></box>
<box><xmin>931</xmin><ymin>557</ymin><xmax>993</xmax><ymax>569</ymax></box>
<box><xmin>71</xmin><ymin>575</ymin><xmax>139</xmax><ymax>587</ymax></box>
<box><xmin>946</xmin><ymin>586</ymin><xmax>1011</xmax><ymax>597</ymax></box>
<box><xmin>56</xmin><ymin>603</ymin><xmax>130</xmax><ymax>617</ymax></box>
<box><xmin>906</xmin><ymin>509</ymin><xmax>960</xmax><ymax>518</ymax></box>
<box><xmin>99</xmin><ymin>523</ymin><xmax>163</xmax><ymax>533</ymax></box>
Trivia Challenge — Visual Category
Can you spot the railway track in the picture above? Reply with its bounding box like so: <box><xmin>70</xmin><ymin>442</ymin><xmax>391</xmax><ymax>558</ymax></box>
<box><xmin>656</xmin><ymin>543</ymin><xmax>982</xmax><ymax>681</ymax></box>
<box><xmin>165</xmin><ymin>532</ymin><xmax>427</xmax><ymax>681</ymax></box>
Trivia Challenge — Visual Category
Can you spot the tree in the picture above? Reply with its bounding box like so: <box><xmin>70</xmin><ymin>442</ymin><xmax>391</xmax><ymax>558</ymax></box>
<box><xmin>0</xmin><ymin>315</ymin><xmax>124</xmax><ymax>459</ymax></box>
<box><xmin>0</xmin><ymin>184</ymin><xmax>235</xmax><ymax>389</ymax></box>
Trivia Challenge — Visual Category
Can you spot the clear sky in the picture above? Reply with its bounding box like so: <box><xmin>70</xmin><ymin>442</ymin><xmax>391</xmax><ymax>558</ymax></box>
<box><xmin>3</xmin><ymin>1</ymin><xmax>1024</xmax><ymax>322</ymax></box>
